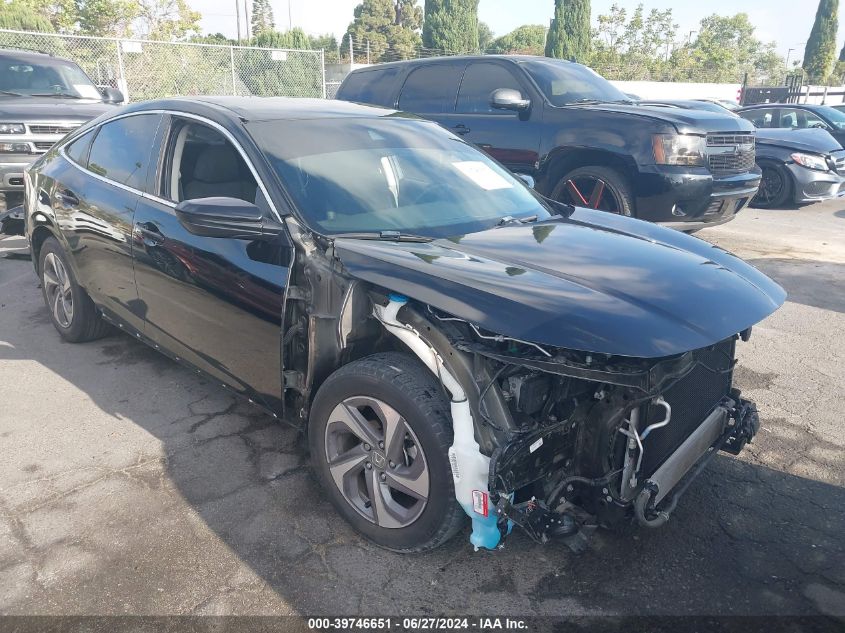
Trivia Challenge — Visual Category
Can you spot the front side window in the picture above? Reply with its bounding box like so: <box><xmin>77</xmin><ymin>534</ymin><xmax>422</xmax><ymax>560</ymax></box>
<box><xmin>88</xmin><ymin>114</ymin><xmax>162</xmax><ymax>190</ymax></box>
<box><xmin>457</xmin><ymin>63</ymin><xmax>525</xmax><ymax>114</ymax></box>
<box><xmin>519</xmin><ymin>59</ymin><xmax>630</xmax><ymax>107</ymax></box>
<box><xmin>247</xmin><ymin>117</ymin><xmax>551</xmax><ymax>238</ymax></box>
<box><xmin>162</xmin><ymin>119</ymin><xmax>257</xmax><ymax>204</ymax></box>
<box><xmin>397</xmin><ymin>64</ymin><xmax>464</xmax><ymax>114</ymax></box>
<box><xmin>0</xmin><ymin>55</ymin><xmax>101</xmax><ymax>99</ymax></box>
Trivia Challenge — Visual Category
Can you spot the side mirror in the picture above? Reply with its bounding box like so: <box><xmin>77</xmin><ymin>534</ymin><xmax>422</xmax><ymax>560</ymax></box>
<box><xmin>490</xmin><ymin>88</ymin><xmax>531</xmax><ymax>112</ymax></box>
<box><xmin>515</xmin><ymin>173</ymin><xmax>535</xmax><ymax>189</ymax></box>
<box><xmin>98</xmin><ymin>86</ymin><xmax>124</xmax><ymax>104</ymax></box>
<box><xmin>175</xmin><ymin>197</ymin><xmax>283</xmax><ymax>239</ymax></box>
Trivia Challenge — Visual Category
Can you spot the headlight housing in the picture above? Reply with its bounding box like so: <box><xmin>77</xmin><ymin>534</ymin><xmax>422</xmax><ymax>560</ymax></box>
<box><xmin>0</xmin><ymin>123</ymin><xmax>25</xmax><ymax>134</ymax></box>
<box><xmin>0</xmin><ymin>142</ymin><xmax>30</xmax><ymax>153</ymax></box>
<box><xmin>652</xmin><ymin>134</ymin><xmax>706</xmax><ymax>167</ymax></box>
<box><xmin>791</xmin><ymin>152</ymin><xmax>829</xmax><ymax>172</ymax></box>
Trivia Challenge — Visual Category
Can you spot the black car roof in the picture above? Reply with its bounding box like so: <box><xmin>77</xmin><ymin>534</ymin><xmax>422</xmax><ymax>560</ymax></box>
<box><xmin>349</xmin><ymin>54</ymin><xmax>570</xmax><ymax>73</ymax></box>
<box><xmin>120</xmin><ymin>96</ymin><xmax>403</xmax><ymax>122</ymax></box>
<box><xmin>0</xmin><ymin>48</ymin><xmax>73</xmax><ymax>64</ymax></box>
<box><xmin>740</xmin><ymin>103</ymin><xmax>828</xmax><ymax>111</ymax></box>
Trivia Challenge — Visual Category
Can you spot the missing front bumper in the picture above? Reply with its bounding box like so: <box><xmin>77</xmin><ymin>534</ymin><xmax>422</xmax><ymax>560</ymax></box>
<box><xmin>634</xmin><ymin>396</ymin><xmax>759</xmax><ymax>527</ymax></box>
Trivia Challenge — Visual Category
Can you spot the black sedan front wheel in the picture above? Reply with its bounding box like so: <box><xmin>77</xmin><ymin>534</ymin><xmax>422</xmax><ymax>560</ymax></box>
<box><xmin>752</xmin><ymin>161</ymin><xmax>792</xmax><ymax>209</ymax></box>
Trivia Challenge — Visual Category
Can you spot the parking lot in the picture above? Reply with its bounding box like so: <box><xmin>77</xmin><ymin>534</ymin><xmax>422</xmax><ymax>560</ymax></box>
<box><xmin>0</xmin><ymin>201</ymin><xmax>843</xmax><ymax>617</ymax></box>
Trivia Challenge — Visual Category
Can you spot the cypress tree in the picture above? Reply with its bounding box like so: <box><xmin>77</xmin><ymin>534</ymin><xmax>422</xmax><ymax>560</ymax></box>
<box><xmin>803</xmin><ymin>0</ymin><xmax>839</xmax><ymax>82</ymax></box>
<box><xmin>545</xmin><ymin>0</ymin><xmax>591</xmax><ymax>61</ymax></box>
<box><xmin>839</xmin><ymin>40</ymin><xmax>845</xmax><ymax>62</ymax></box>
<box><xmin>422</xmin><ymin>0</ymin><xmax>480</xmax><ymax>53</ymax></box>
<box><xmin>251</xmin><ymin>0</ymin><xmax>275</xmax><ymax>37</ymax></box>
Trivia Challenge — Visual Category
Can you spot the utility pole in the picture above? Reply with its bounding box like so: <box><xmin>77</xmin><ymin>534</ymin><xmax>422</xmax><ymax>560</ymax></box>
<box><xmin>235</xmin><ymin>0</ymin><xmax>241</xmax><ymax>44</ymax></box>
<box><xmin>289</xmin><ymin>0</ymin><xmax>293</xmax><ymax>30</ymax></box>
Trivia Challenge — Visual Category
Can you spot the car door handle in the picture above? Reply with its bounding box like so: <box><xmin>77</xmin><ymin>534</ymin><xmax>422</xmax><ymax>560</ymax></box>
<box><xmin>452</xmin><ymin>124</ymin><xmax>471</xmax><ymax>136</ymax></box>
<box><xmin>134</xmin><ymin>221</ymin><xmax>164</xmax><ymax>246</ymax></box>
<box><xmin>54</xmin><ymin>189</ymin><xmax>79</xmax><ymax>207</ymax></box>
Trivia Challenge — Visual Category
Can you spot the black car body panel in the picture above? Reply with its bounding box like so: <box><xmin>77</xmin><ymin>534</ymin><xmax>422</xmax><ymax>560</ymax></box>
<box><xmin>336</xmin><ymin>55</ymin><xmax>761</xmax><ymax>231</ymax></box>
<box><xmin>23</xmin><ymin>97</ymin><xmax>785</xmax><ymax>550</ymax></box>
<box><xmin>334</xmin><ymin>211</ymin><xmax>784</xmax><ymax>358</ymax></box>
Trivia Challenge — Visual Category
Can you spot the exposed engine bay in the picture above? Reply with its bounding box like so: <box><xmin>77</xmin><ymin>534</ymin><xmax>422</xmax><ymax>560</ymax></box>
<box><xmin>281</xmin><ymin>218</ymin><xmax>763</xmax><ymax>550</ymax></box>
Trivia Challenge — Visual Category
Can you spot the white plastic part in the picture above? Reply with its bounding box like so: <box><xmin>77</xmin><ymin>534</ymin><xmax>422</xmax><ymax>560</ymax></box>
<box><xmin>374</xmin><ymin>299</ymin><xmax>498</xmax><ymax>548</ymax></box>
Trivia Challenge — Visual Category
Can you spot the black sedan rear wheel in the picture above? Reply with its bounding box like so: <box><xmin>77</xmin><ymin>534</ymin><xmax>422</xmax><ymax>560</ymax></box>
<box><xmin>752</xmin><ymin>161</ymin><xmax>792</xmax><ymax>209</ymax></box>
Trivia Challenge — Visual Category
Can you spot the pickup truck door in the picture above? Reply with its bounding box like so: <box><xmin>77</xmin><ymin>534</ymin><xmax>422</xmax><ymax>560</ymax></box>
<box><xmin>441</xmin><ymin>61</ymin><xmax>543</xmax><ymax>177</ymax></box>
<box><xmin>131</xmin><ymin>115</ymin><xmax>291</xmax><ymax>412</ymax></box>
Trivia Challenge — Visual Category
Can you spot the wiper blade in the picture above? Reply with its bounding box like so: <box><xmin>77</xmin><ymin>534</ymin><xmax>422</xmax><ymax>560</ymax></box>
<box><xmin>30</xmin><ymin>92</ymin><xmax>84</xmax><ymax>99</ymax></box>
<box><xmin>331</xmin><ymin>230</ymin><xmax>433</xmax><ymax>243</ymax></box>
<box><xmin>497</xmin><ymin>215</ymin><xmax>538</xmax><ymax>226</ymax></box>
<box><xmin>0</xmin><ymin>90</ymin><xmax>23</xmax><ymax>96</ymax></box>
<box><xmin>566</xmin><ymin>98</ymin><xmax>603</xmax><ymax>105</ymax></box>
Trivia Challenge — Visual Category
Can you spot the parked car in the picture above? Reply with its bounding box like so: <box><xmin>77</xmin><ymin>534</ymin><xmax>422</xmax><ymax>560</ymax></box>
<box><xmin>0</xmin><ymin>48</ymin><xmax>122</xmax><ymax>207</ymax></box>
<box><xmin>693</xmin><ymin>98</ymin><xmax>741</xmax><ymax>112</ymax></box>
<box><xmin>643</xmin><ymin>100</ymin><xmax>845</xmax><ymax>208</ymax></box>
<box><xmin>24</xmin><ymin>97</ymin><xmax>784</xmax><ymax>552</ymax></box>
<box><xmin>336</xmin><ymin>56</ymin><xmax>761</xmax><ymax>232</ymax></box>
<box><xmin>738</xmin><ymin>103</ymin><xmax>845</xmax><ymax>147</ymax></box>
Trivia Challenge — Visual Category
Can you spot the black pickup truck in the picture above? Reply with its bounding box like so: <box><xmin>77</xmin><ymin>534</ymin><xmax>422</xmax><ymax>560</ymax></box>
<box><xmin>337</xmin><ymin>56</ymin><xmax>761</xmax><ymax>231</ymax></box>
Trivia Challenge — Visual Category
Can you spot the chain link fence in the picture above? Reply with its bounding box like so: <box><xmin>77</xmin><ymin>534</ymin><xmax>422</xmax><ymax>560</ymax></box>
<box><xmin>0</xmin><ymin>29</ymin><xmax>326</xmax><ymax>102</ymax></box>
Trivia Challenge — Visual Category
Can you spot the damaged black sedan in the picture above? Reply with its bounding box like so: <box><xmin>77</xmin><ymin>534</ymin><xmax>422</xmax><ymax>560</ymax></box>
<box><xmin>23</xmin><ymin>98</ymin><xmax>785</xmax><ymax>552</ymax></box>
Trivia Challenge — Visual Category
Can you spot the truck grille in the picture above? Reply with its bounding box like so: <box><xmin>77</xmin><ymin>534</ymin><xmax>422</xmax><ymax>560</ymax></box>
<box><xmin>639</xmin><ymin>337</ymin><xmax>736</xmax><ymax>477</ymax></box>
<box><xmin>706</xmin><ymin>132</ymin><xmax>756</xmax><ymax>175</ymax></box>
<box><xmin>27</xmin><ymin>124</ymin><xmax>79</xmax><ymax>135</ymax></box>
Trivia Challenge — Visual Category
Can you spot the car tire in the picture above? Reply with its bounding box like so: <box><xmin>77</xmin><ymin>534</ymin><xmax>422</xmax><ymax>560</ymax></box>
<box><xmin>39</xmin><ymin>237</ymin><xmax>110</xmax><ymax>343</ymax></box>
<box><xmin>308</xmin><ymin>352</ymin><xmax>465</xmax><ymax>552</ymax></box>
<box><xmin>751</xmin><ymin>161</ymin><xmax>792</xmax><ymax>209</ymax></box>
<box><xmin>552</xmin><ymin>166</ymin><xmax>635</xmax><ymax>216</ymax></box>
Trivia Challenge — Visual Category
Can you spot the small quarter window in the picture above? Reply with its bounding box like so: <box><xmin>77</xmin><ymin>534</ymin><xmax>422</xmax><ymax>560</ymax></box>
<box><xmin>64</xmin><ymin>129</ymin><xmax>95</xmax><ymax>167</ymax></box>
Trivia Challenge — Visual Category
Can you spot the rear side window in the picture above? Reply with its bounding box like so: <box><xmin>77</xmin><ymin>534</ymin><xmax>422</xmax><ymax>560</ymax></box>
<box><xmin>398</xmin><ymin>64</ymin><xmax>464</xmax><ymax>114</ymax></box>
<box><xmin>457</xmin><ymin>63</ymin><xmax>525</xmax><ymax>114</ymax></box>
<box><xmin>64</xmin><ymin>129</ymin><xmax>95</xmax><ymax>166</ymax></box>
<box><xmin>87</xmin><ymin>114</ymin><xmax>161</xmax><ymax>189</ymax></box>
<box><xmin>339</xmin><ymin>67</ymin><xmax>399</xmax><ymax>106</ymax></box>
<box><xmin>739</xmin><ymin>109</ymin><xmax>775</xmax><ymax>129</ymax></box>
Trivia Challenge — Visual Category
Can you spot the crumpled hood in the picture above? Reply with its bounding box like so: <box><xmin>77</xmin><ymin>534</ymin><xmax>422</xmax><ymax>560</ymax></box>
<box><xmin>755</xmin><ymin>128</ymin><xmax>843</xmax><ymax>153</ymax></box>
<box><xmin>0</xmin><ymin>97</ymin><xmax>116</xmax><ymax>123</ymax></box>
<box><xmin>334</xmin><ymin>209</ymin><xmax>785</xmax><ymax>359</ymax></box>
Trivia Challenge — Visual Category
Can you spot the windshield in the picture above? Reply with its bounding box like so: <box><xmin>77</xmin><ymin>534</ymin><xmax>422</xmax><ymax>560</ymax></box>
<box><xmin>816</xmin><ymin>105</ymin><xmax>845</xmax><ymax>129</ymax></box>
<box><xmin>248</xmin><ymin>117</ymin><xmax>552</xmax><ymax>238</ymax></box>
<box><xmin>519</xmin><ymin>59</ymin><xmax>631</xmax><ymax>107</ymax></box>
<box><xmin>0</xmin><ymin>55</ymin><xmax>102</xmax><ymax>99</ymax></box>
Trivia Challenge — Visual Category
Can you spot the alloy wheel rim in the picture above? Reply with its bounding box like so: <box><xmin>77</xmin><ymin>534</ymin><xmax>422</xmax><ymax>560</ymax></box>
<box><xmin>42</xmin><ymin>252</ymin><xmax>74</xmax><ymax>328</ymax></box>
<box><xmin>560</xmin><ymin>176</ymin><xmax>623</xmax><ymax>213</ymax></box>
<box><xmin>757</xmin><ymin>167</ymin><xmax>784</xmax><ymax>205</ymax></box>
<box><xmin>324</xmin><ymin>396</ymin><xmax>429</xmax><ymax>529</ymax></box>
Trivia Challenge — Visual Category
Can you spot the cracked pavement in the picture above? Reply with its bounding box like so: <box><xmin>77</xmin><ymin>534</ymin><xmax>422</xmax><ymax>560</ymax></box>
<box><xmin>0</xmin><ymin>200</ymin><xmax>843</xmax><ymax>617</ymax></box>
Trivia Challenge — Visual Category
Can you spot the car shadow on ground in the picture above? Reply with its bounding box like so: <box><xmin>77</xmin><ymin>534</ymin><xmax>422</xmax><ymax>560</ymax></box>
<box><xmin>745</xmin><ymin>258</ymin><xmax>845</xmax><ymax>315</ymax></box>
<box><xmin>1</xmin><ymin>257</ymin><xmax>843</xmax><ymax>617</ymax></box>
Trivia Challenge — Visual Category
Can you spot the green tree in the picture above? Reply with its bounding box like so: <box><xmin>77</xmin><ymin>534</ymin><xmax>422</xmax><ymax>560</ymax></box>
<box><xmin>478</xmin><ymin>21</ymin><xmax>494</xmax><ymax>51</ymax></box>
<box><xmin>345</xmin><ymin>0</ymin><xmax>422</xmax><ymax>61</ymax></box>
<box><xmin>545</xmin><ymin>0</ymin><xmax>590</xmax><ymax>61</ymax></box>
<box><xmin>672</xmin><ymin>13</ymin><xmax>785</xmax><ymax>83</ymax></box>
<box><xmin>422</xmin><ymin>0</ymin><xmax>479</xmax><ymax>53</ymax></box>
<box><xmin>803</xmin><ymin>0</ymin><xmax>839</xmax><ymax>82</ymax></box>
<box><xmin>137</xmin><ymin>0</ymin><xmax>201</xmax><ymax>40</ymax></box>
<box><xmin>490</xmin><ymin>25</ymin><xmax>547</xmax><ymax>55</ymax></box>
<box><xmin>251</xmin><ymin>0</ymin><xmax>274</xmax><ymax>37</ymax></box>
<box><xmin>839</xmin><ymin>41</ymin><xmax>845</xmax><ymax>62</ymax></box>
<box><xmin>0</xmin><ymin>2</ymin><xmax>56</xmax><ymax>31</ymax></box>
<box><xmin>72</xmin><ymin>0</ymin><xmax>140</xmax><ymax>36</ymax></box>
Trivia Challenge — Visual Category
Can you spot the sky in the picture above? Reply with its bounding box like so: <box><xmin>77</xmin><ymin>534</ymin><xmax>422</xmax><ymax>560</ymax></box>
<box><xmin>189</xmin><ymin>0</ymin><xmax>841</xmax><ymax>63</ymax></box>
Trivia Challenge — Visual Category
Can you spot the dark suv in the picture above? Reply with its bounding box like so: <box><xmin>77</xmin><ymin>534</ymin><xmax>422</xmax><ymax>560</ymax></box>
<box><xmin>0</xmin><ymin>48</ymin><xmax>122</xmax><ymax>207</ymax></box>
<box><xmin>337</xmin><ymin>56</ymin><xmax>761</xmax><ymax>231</ymax></box>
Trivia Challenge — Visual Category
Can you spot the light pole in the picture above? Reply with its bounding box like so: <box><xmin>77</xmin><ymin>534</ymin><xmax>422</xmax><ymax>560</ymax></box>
<box><xmin>686</xmin><ymin>30</ymin><xmax>697</xmax><ymax>44</ymax></box>
<box><xmin>289</xmin><ymin>0</ymin><xmax>293</xmax><ymax>30</ymax></box>
<box><xmin>786</xmin><ymin>48</ymin><xmax>795</xmax><ymax>67</ymax></box>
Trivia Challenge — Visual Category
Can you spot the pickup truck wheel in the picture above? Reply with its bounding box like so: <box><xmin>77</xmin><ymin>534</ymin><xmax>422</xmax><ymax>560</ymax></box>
<box><xmin>553</xmin><ymin>166</ymin><xmax>634</xmax><ymax>216</ymax></box>
<box><xmin>308</xmin><ymin>352</ymin><xmax>465</xmax><ymax>552</ymax></box>
<box><xmin>39</xmin><ymin>237</ymin><xmax>110</xmax><ymax>343</ymax></box>
<box><xmin>751</xmin><ymin>161</ymin><xmax>792</xmax><ymax>209</ymax></box>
